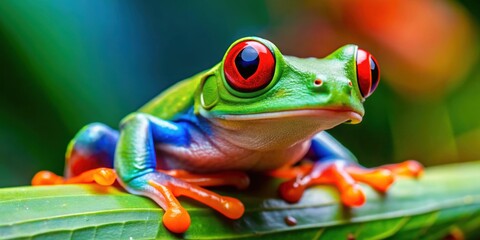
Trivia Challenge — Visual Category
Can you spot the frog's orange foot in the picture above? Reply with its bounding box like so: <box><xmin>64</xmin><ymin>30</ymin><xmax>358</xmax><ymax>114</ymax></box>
<box><xmin>126</xmin><ymin>172</ymin><xmax>244</xmax><ymax>233</ymax></box>
<box><xmin>31</xmin><ymin>168</ymin><xmax>116</xmax><ymax>186</ymax></box>
<box><xmin>157</xmin><ymin>170</ymin><xmax>247</xmax><ymax>220</ymax></box>
<box><xmin>278</xmin><ymin>160</ymin><xmax>423</xmax><ymax>207</ymax></box>
<box><xmin>155</xmin><ymin>170</ymin><xmax>248</xmax><ymax>232</ymax></box>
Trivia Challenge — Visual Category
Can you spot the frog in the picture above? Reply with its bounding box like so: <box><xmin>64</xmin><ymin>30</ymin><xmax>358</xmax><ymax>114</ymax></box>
<box><xmin>32</xmin><ymin>37</ymin><xmax>423</xmax><ymax>233</ymax></box>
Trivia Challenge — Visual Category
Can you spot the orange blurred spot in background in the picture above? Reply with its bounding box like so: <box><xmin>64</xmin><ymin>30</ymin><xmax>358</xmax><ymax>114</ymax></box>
<box><xmin>270</xmin><ymin>0</ymin><xmax>478</xmax><ymax>99</ymax></box>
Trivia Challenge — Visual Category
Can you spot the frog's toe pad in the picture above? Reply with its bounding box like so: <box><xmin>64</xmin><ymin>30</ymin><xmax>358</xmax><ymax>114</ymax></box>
<box><xmin>64</xmin><ymin>168</ymin><xmax>117</xmax><ymax>186</ymax></box>
<box><xmin>341</xmin><ymin>185</ymin><xmax>365</xmax><ymax>207</ymax></box>
<box><xmin>278</xmin><ymin>179</ymin><xmax>307</xmax><ymax>203</ymax></box>
<box><xmin>220</xmin><ymin>196</ymin><xmax>244</xmax><ymax>219</ymax></box>
<box><xmin>163</xmin><ymin>208</ymin><xmax>191</xmax><ymax>234</ymax></box>
<box><xmin>346</xmin><ymin>167</ymin><xmax>394</xmax><ymax>192</ymax></box>
<box><xmin>32</xmin><ymin>171</ymin><xmax>64</xmax><ymax>185</ymax></box>
<box><xmin>384</xmin><ymin>160</ymin><xmax>424</xmax><ymax>178</ymax></box>
<box><xmin>92</xmin><ymin>168</ymin><xmax>117</xmax><ymax>186</ymax></box>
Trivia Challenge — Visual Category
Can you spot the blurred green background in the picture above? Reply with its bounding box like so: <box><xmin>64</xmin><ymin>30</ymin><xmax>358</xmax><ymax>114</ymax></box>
<box><xmin>0</xmin><ymin>0</ymin><xmax>479</xmax><ymax>187</ymax></box>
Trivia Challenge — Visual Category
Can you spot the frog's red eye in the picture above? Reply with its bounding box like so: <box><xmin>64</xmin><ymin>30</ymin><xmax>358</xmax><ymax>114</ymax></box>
<box><xmin>356</xmin><ymin>49</ymin><xmax>380</xmax><ymax>98</ymax></box>
<box><xmin>224</xmin><ymin>40</ymin><xmax>275</xmax><ymax>92</ymax></box>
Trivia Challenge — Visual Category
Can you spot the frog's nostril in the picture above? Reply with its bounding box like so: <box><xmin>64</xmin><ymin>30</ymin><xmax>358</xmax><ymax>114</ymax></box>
<box><xmin>314</xmin><ymin>79</ymin><xmax>323</xmax><ymax>86</ymax></box>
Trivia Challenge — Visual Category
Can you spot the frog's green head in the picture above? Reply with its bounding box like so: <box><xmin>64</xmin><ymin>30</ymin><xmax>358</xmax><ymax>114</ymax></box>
<box><xmin>195</xmin><ymin>37</ymin><xmax>379</xmax><ymax>144</ymax></box>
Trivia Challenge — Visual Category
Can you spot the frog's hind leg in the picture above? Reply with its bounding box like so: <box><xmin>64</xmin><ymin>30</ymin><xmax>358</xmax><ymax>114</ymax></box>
<box><xmin>32</xmin><ymin>123</ymin><xmax>118</xmax><ymax>186</ymax></box>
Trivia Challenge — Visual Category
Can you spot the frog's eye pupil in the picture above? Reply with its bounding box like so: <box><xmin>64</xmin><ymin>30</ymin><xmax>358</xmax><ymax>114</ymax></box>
<box><xmin>224</xmin><ymin>40</ymin><xmax>275</xmax><ymax>93</ymax></box>
<box><xmin>356</xmin><ymin>48</ymin><xmax>380</xmax><ymax>98</ymax></box>
<box><xmin>235</xmin><ymin>46</ymin><xmax>259</xmax><ymax>79</ymax></box>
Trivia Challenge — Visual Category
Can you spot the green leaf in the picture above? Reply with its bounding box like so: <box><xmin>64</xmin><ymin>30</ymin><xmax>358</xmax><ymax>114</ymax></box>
<box><xmin>1</xmin><ymin>162</ymin><xmax>480</xmax><ymax>239</ymax></box>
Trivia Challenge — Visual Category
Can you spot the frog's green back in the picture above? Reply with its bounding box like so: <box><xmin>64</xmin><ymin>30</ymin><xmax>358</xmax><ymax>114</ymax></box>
<box><xmin>138</xmin><ymin>74</ymin><xmax>202</xmax><ymax>120</ymax></box>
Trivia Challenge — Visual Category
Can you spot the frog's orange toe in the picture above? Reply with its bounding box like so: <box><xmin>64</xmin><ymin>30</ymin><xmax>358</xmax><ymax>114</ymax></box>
<box><xmin>380</xmin><ymin>160</ymin><xmax>424</xmax><ymax>178</ymax></box>
<box><xmin>346</xmin><ymin>167</ymin><xmax>394</xmax><ymax>192</ymax></box>
<box><xmin>278</xmin><ymin>179</ymin><xmax>306</xmax><ymax>203</ymax></box>
<box><xmin>92</xmin><ymin>168</ymin><xmax>117</xmax><ymax>186</ymax></box>
<box><xmin>221</xmin><ymin>196</ymin><xmax>245</xmax><ymax>219</ymax></box>
<box><xmin>341</xmin><ymin>185</ymin><xmax>365</xmax><ymax>207</ymax></box>
<box><xmin>63</xmin><ymin>167</ymin><xmax>116</xmax><ymax>186</ymax></box>
<box><xmin>403</xmin><ymin>160</ymin><xmax>424</xmax><ymax>178</ymax></box>
<box><xmin>171</xmin><ymin>183</ymin><xmax>245</xmax><ymax>220</ymax></box>
<box><xmin>32</xmin><ymin>171</ymin><xmax>64</xmax><ymax>185</ymax></box>
<box><xmin>163</xmin><ymin>207</ymin><xmax>191</xmax><ymax>234</ymax></box>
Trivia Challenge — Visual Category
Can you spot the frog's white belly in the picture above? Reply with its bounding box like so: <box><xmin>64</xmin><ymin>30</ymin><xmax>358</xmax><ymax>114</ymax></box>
<box><xmin>154</xmin><ymin>129</ymin><xmax>311</xmax><ymax>173</ymax></box>
<box><xmin>154</xmin><ymin>109</ymin><xmax>351</xmax><ymax>172</ymax></box>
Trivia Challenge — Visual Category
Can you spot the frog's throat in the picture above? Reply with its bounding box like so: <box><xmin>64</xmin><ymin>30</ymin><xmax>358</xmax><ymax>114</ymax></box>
<box><xmin>202</xmin><ymin>109</ymin><xmax>363</xmax><ymax>124</ymax></box>
<box><xmin>199</xmin><ymin>108</ymin><xmax>362</xmax><ymax>151</ymax></box>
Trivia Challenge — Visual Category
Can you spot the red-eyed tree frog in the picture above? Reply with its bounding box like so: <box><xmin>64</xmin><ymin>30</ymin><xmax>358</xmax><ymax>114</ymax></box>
<box><xmin>32</xmin><ymin>37</ymin><xmax>423</xmax><ymax>233</ymax></box>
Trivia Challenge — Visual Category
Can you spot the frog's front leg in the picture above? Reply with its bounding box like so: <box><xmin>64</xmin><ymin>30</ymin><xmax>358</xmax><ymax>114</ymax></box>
<box><xmin>116</xmin><ymin>113</ymin><xmax>244</xmax><ymax>233</ymax></box>
<box><xmin>276</xmin><ymin>132</ymin><xmax>423</xmax><ymax>207</ymax></box>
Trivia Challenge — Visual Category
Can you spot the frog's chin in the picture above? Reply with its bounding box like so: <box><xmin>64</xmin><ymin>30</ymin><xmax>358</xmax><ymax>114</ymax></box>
<box><xmin>206</xmin><ymin>109</ymin><xmax>363</xmax><ymax>124</ymax></box>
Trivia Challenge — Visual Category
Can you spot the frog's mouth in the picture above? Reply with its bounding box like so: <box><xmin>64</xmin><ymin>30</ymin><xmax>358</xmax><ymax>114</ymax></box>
<box><xmin>209</xmin><ymin>109</ymin><xmax>363</xmax><ymax>124</ymax></box>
